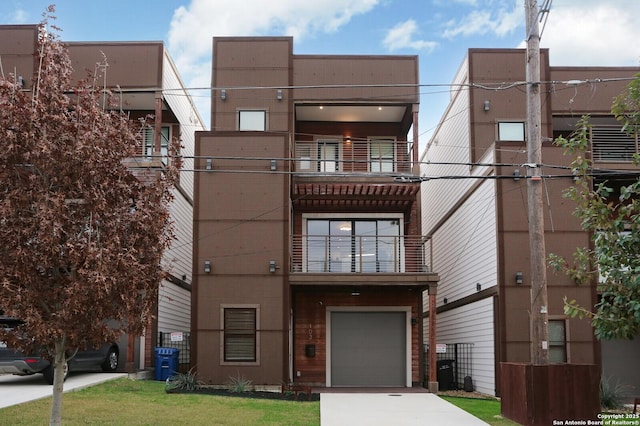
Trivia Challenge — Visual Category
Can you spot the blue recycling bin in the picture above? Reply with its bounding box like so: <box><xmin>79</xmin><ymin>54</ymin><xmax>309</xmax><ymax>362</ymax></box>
<box><xmin>154</xmin><ymin>347</ymin><xmax>180</xmax><ymax>381</ymax></box>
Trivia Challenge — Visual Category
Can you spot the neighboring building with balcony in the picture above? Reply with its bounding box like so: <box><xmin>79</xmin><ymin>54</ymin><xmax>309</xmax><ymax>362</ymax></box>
<box><xmin>421</xmin><ymin>48</ymin><xmax>640</xmax><ymax>396</ymax></box>
<box><xmin>192</xmin><ymin>37</ymin><xmax>438</xmax><ymax>387</ymax></box>
<box><xmin>0</xmin><ymin>25</ymin><xmax>204</xmax><ymax>373</ymax></box>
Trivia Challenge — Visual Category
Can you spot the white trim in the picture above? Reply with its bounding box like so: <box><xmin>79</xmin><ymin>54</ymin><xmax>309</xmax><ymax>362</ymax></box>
<box><xmin>325</xmin><ymin>306</ymin><xmax>412</xmax><ymax>387</ymax></box>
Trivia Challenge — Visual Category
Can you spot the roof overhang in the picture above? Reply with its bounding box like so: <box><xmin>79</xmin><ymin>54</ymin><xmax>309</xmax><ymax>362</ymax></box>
<box><xmin>295</xmin><ymin>104</ymin><xmax>407</xmax><ymax>123</ymax></box>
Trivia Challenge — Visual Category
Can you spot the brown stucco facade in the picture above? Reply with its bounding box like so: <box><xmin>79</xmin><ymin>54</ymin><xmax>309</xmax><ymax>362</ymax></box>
<box><xmin>422</xmin><ymin>48</ymin><xmax>640</xmax><ymax>396</ymax></box>
<box><xmin>193</xmin><ymin>37</ymin><xmax>437</xmax><ymax>387</ymax></box>
<box><xmin>0</xmin><ymin>24</ymin><xmax>201</xmax><ymax>375</ymax></box>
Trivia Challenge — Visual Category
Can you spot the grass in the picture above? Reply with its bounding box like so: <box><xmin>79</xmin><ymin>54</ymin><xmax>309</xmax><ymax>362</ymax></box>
<box><xmin>0</xmin><ymin>378</ymin><xmax>320</xmax><ymax>425</ymax></box>
<box><xmin>441</xmin><ymin>396</ymin><xmax>521</xmax><ymax>426</ymax></box>
<box><xmin>0</xmin><ymin>377</ymin><xmax>522</xmax><ymax>426</ymax></box>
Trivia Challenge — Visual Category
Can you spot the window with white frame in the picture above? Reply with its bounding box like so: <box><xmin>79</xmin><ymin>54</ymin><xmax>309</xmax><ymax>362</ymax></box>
<box><xmin>497</xmin><ymin>122</ymin><xmax>525</xmax><ymax>141</ymax></box>
<box><xmin>369</xmin><ymin>138</ymin><xmax>395</xmax><ymax>172</ymax></box>
<box><xmin>548</xmin><ymin>319</ymin><xmax>567</xmax><ymax>363</ymax></box>
<box><xmin>317</xmin><ymin>140</ymin><xmax>340</xmax><ymax>172</ymax></box>
<box><xmin>238</xmin><ymin>110</ymin><xmax>266</xmax><ymax>131</ymax></box>
<box><xmin>144</xmin><ymin>126</ymin><xmax>170</xmax><ymax>164</ymax></box>
<box><xmin>222</xmin><ymin>307</ymin><xmax>258</xmax><ymax>363</ymax></box>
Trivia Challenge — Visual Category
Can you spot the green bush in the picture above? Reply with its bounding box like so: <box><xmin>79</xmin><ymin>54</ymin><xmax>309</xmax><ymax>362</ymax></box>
<box><xmin>165</xmin><ymin>368</ymin><xmax>202</xmax><ymax>392</ymax></box>
<box><xmin>600</xmin><ymin>375</ymin><xmax>626</xmax><ymax>409</ymax></box>
<box><xmin>226</xmin><ymin>372</ymin><xmax>253</xmax><ymax>393</ymax></box>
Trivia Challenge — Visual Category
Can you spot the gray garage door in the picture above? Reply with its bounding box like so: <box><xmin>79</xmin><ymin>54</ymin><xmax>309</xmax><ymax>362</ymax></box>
<box><xmin>330</xmin><ymin>311</ymin><xmax>406</xmax><ymax>387</ymax></box>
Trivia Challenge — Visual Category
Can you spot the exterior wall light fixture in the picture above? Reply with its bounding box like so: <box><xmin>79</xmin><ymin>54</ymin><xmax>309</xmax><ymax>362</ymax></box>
<box><xmin>276</xmin><ymin>89</ymin><xmax>283</xmax><ymax>100</ymax></box>
<box><xmin>515</xmin><ymin>271</ymin><xmax>523</xmax><ymax>285</ymax></box>
<box><xmin>205</xmin><ymin>159</ymin><xmax>213</xmax><ymax>170</ymax></box>
<box><xmin>269</xmin><ymin>260</ymin><xmax>277</xmax><ymax>273</ymax></box>
<box><xmin>204</xmin><ymin>260</ymin><xmax>211</xmax><ymax>273</ymax></box>
<box><xmin>220</xmin><ymin>89</ymin><xmax>227</xmax><ymax>100</ymax></box>
<box><xmin>476</xmin><ymin>283</ymin><xmax>482</xmax><ymax>292</ymax></box>
<box><xmin>483</xmin><ymin>100</ymin><xmax>490</xmax><ymax>111</ymax></box>
<box><xmin>270</xmin><ymin>159</ymin><xmax>277</xmax><ymax>171</ymax></box>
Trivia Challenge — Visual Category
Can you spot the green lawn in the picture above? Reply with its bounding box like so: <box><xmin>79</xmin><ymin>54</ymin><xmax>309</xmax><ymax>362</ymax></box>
<box><xmin>441</xmin><ymin>396</ymin><xmax>521</xmax><ymax>426</ymax></box>
<box><xmin>0</xmin><ymin>378</ymin><xmax>320</xmax><ymax>425</ymax></box>
<box><xmin>0</xmin><ymin>378</ymin><xmax>523</xmax><ymax>425</ymax></box>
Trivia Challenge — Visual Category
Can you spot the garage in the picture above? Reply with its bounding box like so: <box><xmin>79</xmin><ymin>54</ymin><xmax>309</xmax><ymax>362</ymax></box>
<box><xmin>329</xmin><ymin>310</ymin><xmax>408</xmax><ymax>387</ymax></box>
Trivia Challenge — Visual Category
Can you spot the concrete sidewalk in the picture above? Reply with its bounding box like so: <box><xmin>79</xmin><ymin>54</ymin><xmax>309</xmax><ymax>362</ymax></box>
<box><xmin>0</xmin><ymin>372</ymin><xmax>127</xmax><ymax>409</ymax></box>
<box><xmin>320</xmin><ymin>392</ymin><xmax>489</xmax><ymax>426</ymax></box>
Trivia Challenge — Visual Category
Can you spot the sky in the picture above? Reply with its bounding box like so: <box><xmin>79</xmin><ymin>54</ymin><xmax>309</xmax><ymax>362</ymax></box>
<box><xmin>2</xmin><ymin>0</ymin><xmax>639</xmax><ymax>143</ymax></box>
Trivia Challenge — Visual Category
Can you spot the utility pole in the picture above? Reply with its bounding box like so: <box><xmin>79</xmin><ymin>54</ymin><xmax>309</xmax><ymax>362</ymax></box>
<box><xmin>525</xmin><ymin>0</ymin><xmax>549</xmax><ymax>365</ymax></box>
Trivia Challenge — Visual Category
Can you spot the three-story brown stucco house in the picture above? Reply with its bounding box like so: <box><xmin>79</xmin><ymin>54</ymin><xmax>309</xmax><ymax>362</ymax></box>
<box><xmin>192</xmin><ymin>37</ymin><xmax>438</xmax><ymax>388</ymax></box>
<box><xmin>421</xmin><ymin>48</ymin><xmax>640</xmax><ymax>397</ymax></box>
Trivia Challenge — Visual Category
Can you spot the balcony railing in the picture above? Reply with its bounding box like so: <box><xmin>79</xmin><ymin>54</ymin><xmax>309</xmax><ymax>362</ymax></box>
<box><xmin>591</xmin><ymin>125</ymin><xmax>639</xmax><ymax>163</ymax></box>
<box><xmin>294</xmin><ymin>139</ymin><xmax>414</xmax><ymax>174</ymax></box>
<box><xmin>291</xmin><ymin>234</ymin><xmax>427</xmax><ymax>273</ymax></box>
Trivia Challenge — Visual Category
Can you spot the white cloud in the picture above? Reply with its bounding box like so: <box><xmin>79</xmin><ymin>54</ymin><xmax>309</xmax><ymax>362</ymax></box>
<box><xmin>5</xmin><ymin>8</ymin><xmax>28</xmax><ymax>24</ymax></box>
<box><xmin>441</xmin><ymin>0</ymin><xmax>523</xmax><ymax>39</ymax></box>
<box><xmin>167</xmin><ymin>0</ymin><xmax>380</xmax><ymax>128</ymax></box>
<box><xmin>383</xmin><ymin>19</ymin><xmax>438</xmax><ymax>52</ymax></box>
<box><xmin>539</xmin><ymin>1</ymin><xmax>640</xmax><ymax>66</ymax></box>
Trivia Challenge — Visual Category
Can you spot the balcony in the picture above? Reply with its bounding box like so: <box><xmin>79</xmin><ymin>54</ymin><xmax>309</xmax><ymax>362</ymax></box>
<box><xmin>591</xmin><ymin>125</ymin><xmax>639</xmax><ymax>163</ymax></box>
<box><xmin>291</xmin><ymin>234</ymin><xmax>427</xmax><ymax>274</ymax></box>
<box><xmin>294</xmin><ymin>139</ymin><xmax>414</xmax><ymax>175</ymax></box>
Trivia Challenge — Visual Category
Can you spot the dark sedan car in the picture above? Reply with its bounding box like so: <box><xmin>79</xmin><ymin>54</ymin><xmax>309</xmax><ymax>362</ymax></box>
<box><xmin>0</xmin><ymin>316</ymin><xmax>119</xmax><ymax>384</ymax></box>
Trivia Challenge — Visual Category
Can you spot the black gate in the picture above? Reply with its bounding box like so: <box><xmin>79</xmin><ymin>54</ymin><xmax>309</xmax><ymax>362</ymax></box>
<box><xmin>157</xmin><ymin>331</ymin><xmax>191</xmax><ymax>373</ymax></box>
<box><xmin>424</xmin><ymin>343</ymin><xmax>474</xmax><ymax>390</ymax></box>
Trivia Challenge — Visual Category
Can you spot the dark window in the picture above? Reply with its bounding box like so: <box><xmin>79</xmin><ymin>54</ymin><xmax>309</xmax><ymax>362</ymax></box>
<box><xmin>224</xmin><ymin>308</ymin><xmax>256</xmax><ymax>362</ymax></box>
<box><xmin>549</xmin><ymin>319</ymin><xmax>567</xmax><ymax>363</ymax></box>
<box><xmin>306</xmin><ymin>219</ymin><xmax>401</xmax><ymax>272</ymax></box>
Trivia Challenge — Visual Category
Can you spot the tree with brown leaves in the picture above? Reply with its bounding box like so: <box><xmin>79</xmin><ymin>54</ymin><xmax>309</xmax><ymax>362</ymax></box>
<box><xmin>0</xmin><ymin>8</ymin><xmax>179</xmax><ymax>425</ymax></box>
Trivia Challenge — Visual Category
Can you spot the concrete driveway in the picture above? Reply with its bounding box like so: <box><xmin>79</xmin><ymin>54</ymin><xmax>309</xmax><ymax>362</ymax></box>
<box><xmin>320</xmin><ymin>392</ymin><xmax>489</xmax><ymax>425</ymax></box>
<box><xmin>0</xmin><ymin>372</ymin><xmax>127</xmax><ymax>409</ymax></box>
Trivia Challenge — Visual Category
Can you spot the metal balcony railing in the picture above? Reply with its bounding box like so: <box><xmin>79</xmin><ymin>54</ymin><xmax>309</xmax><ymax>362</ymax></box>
<box><xmin>294</xmin><ymin>139</ymin><xmax>414</xmax><ymax>174</ymax></box>
<box><xmin>591</xmin><ymin>125</ymin><xmax>639</xmax><ymax>163</ymax></box>
<box><xmin>291</xmin><ymin>234</ymin><xmax>427</xmax><ymax>273</ymax></box>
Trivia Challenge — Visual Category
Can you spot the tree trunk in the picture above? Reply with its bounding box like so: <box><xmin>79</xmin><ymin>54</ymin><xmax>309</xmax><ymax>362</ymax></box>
<box><xmin>49</xmin><ymin>340</ymin><xmax>66</xmax><ymax>426</ymax></box>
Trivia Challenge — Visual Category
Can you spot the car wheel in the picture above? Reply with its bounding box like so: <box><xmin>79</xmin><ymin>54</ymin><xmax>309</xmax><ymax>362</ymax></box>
<box><xmin>101</xmin><ymin>346</ymin><xmax>119</xmax><ymax>372</ymax></box>
<box><xmin>42</xmin><ymin>361</ymin><xmax>69</xmax><ymax>385</ymax></box>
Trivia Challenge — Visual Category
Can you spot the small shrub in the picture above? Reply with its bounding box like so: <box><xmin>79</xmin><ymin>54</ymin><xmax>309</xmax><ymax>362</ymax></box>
<box><xmin>165</xmin><ymin>368</ymin><xmax>201</xmax><ymax>392</ymax></box>
<box><xmin>600</xmin><ymin>375</ymin><xmax>625</xmax><ymax>409</ymax></box>
<box><xmin>226</xmin><ymin>372</ymin><xmax>252</xmax><ymax>393</ymax></box>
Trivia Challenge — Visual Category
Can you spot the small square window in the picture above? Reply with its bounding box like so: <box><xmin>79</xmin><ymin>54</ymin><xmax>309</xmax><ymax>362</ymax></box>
<box><xmin>498</xmin><ymin>122</ymin><xmax>525</xmax><ymax>141</ymax></box>
<box><xmin>239</xmin><ymin>110</ymin><xmax>266</xmax><ymax>131</ymax></box>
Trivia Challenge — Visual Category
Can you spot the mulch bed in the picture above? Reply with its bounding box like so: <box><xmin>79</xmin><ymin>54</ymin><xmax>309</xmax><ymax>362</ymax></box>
<box><xmin>166</xmin><ymin>387</ymin><xmax>320</xmax><ymax>402</ymax></box>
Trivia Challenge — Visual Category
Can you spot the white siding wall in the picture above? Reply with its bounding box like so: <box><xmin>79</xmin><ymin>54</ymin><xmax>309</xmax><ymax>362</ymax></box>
<box><xmin>164</xmin><ymin>191</ymin><xmax>193</xmax><ymax>280</ymax></box>
<box><xmin>435</xmin><ymin>298</ymin><xmax>496</xmax><ymax>395</ymax></box>
<box><xmin>157</xmin><ymin>50</ymin><xmax>202</xmax><ymax>334</ymax></box>
<box><xmin>162</xmin><ymin>51</ymin><xmax>205</xmax><ymax>201</ymax></box>
<box><xmin>421</xmin><ymin>57</ymin><xmax>472</xmax><ymax>234</ymax></box>
<box><xmin>158</xmin><ymin>280</ymin><xmax>191</xmax><ymax>332</ymax></box>
<box><xmin>421</xmin><ymin>55</ymin><xmax>498</xmax><ymax>396</ymax></box>
<box><xmin>431</xmin><ymin>180</ymin><xmax>497</xmax><ymax>303</ymax></box>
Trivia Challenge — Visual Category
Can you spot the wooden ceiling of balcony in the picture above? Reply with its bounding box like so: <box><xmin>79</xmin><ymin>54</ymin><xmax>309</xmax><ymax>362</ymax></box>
<box><xmin>292</xmin><ymin>182</ymin><xmax>419</xmax><ymax>210</ymax></box>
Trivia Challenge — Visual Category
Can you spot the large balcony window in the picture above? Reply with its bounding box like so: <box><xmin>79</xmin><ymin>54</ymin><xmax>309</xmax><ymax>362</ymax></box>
<box><xmin>302</xmin><ymin>219</ymin><xmax>401</xmax><ymax>273</ymax></box>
